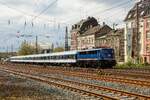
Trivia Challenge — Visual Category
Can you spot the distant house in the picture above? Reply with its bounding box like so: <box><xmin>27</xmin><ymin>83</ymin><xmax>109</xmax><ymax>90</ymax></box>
<box><xmin>70</xmin><ymin>17</ymin><xmax>98</xmax><ymax>50</ymax></box>
<box><xmin>96</xmin><ymin>29</ymin><xmax>125</xmax><ymax>62</ymax></box>
<box><xmin>124</xmin><ymin>0</ymin><xmax>150</xmax><ymax>63</ymax></box>
<box><xmin>77</xmin><ymin>24</ymin><xmax>112</xmax><ymax>50</ymax></box>
<box><xmin>70</xmin><ymin>17</ymin><xmax>112</xmax><ymax>50</ymax></box>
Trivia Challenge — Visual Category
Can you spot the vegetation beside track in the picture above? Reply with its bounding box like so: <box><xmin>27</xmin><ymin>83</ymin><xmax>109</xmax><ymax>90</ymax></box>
<box><xmin>115</xmin><ymin>60</ymin><xmax>150</xmax><ymax>69</ymax></box>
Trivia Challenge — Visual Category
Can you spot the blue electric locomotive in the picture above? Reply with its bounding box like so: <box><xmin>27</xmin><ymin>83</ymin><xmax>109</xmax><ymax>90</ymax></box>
<box><xmin>77</xmin><ymin>48</ymin><xmax>116</xmax><ymax>68</ymax></box>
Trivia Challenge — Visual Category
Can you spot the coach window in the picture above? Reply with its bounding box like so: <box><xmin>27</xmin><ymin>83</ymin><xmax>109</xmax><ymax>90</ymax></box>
<box><xmin>55</xmin><ymin>56</ymin><xmax>58</xmax><ymax>59</ymax></box>
<box><xmin>68</xmin><ymin>55</ymin><xmax>73</xmax><ymax>59</ymax></box>
<box><xmin>63</xmin><ymin>55</ymin><xmax>67</xmax><ymax>59</ymax></box>
<box><xmin>59</xmin><ymin>56</ymin><xmax>61</xmax><ymax>59</ymax></box>
<box><xmin>59</xmin><ymin>56</ymin><xmax>62</xmax><ymax>59</ymax></box>
<box><xmin>58</xmin><ymin>56</ymin><xmax>61</xmax><ymax>59</ymax></box>
<box><xmin>45</xmin><ymin>56</ymin><xmax>47</xmax><ymax>60</ymax></box>
<box><xmin>56</xmin><ymin>56</ymin><xmax>58</xmax><ymax>59</ymax></box>
<box><xmin>66</xmin><ymin>55</ymin><xmax>68</xmax><ymax>59</ymax></box>
<box><xmin>43</xmin><ymin>57</ymin><xmax>45</xmax><ymax>60</ymax></box>
<box><xmin>71</xmin><ymin>55</ymin><xmax>75</xmax><ymax>59</ymax></box>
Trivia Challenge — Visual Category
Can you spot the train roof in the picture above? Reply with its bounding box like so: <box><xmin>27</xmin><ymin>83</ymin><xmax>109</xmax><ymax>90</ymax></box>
<box><xmin>10</xmin><ymin>50</ymin><xmax>78</xmax><ymax>58</ymax></box>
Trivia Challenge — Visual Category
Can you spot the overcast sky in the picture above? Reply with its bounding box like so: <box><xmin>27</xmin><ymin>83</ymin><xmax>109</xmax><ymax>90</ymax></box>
<box><xmin>0</xmin><ymin>0</ymin><xmax>135</xmax><ymax>52</ymax></box>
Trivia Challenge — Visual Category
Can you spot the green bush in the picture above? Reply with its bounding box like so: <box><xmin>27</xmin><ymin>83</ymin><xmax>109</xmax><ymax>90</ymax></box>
<box><xmin>116</xmin><ymin>61</ymin><xmax>147</xmax><ymax>68</ymax></box>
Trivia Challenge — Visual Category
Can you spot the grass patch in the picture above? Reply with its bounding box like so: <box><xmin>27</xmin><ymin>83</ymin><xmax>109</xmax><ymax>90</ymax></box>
<box><xmin>115</xmin><ymin>60</ymin><xmax>149</xmax><ymax>69</ymax></box>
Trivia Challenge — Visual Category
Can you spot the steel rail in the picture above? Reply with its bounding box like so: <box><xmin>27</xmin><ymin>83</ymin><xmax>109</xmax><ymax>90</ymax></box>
<box><xmin>1</xmin><ymin>64</ymin><xmax>150</xmax><ymax>87</ymax></box>
<box><xmin>1</xmin><ymin>67</ymin><xmax>150</xmax><ymax>100</ymax></box>
<box><xmin>0</xmin><ymin>68</ymin><xmax>119</xmax><ymax>100</ymax></box>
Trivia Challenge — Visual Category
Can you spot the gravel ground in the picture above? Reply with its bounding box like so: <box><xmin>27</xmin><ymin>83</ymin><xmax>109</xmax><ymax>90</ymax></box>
<box><xmin>40</xmin><ymin>73</ymin><xmax>150</xmax><ymax>96</ymax></box>
<box><xmin>0</xmin><ymin>70</ymin><xmax>87</xmax><ymax>100</ymax></box>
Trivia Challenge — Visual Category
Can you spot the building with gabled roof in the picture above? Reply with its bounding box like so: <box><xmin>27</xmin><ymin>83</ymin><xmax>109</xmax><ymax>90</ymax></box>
<box><xmin>124</xmin><ymin>0</ymin><xmax>150</xmax><ymax>63</ymax></box>
<box><xmin>96</xmin><ymin>29</ymin><xmax>124</xmax><ymax>62</ymax></box>
<box><xmin>70</xmin><ymin>16</ymin><xmax>112</xmax><ymax>50</ymax></box>
<box><xmin>70</xmin><ymin>17</ymin><xmax>99</xmax><ymax>50</ymax></box>
<box><xmin>77</xmin><ymin>24</ymin><xmax>112</xmax><ymax>50</ymax></box>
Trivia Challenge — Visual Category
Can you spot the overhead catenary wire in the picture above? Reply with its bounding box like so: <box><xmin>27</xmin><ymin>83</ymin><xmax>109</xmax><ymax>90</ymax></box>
<box><xmin>16</xmin><ymin>0</ymin><xmax>58</xmax><ymax>35</ymax></box>
<box><xmin>0</xmin><ymin>1</ymin><xmax>58</xmax><ymax>23</ymax></box>
<box><xmin>0</xmin><ymin>0</ymin><xmax>134</xmax><ymax>51</ymax></box>
<box><xmin>64</xmin><ymin>0</ymin><xmax>133</xmax><ymax>24</ymax></box>
<box><xmin>31</xmin><ymin>0</ymin><xmax>58</xmax><ymax>21</ymax></box>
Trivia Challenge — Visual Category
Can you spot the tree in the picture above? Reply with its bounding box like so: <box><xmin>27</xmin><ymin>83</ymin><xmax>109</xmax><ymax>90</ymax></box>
<box><xmin>53</xmin><ymin>47</ymin><xmax>64</xmax><ymax>52</ymax></box>
<box><xmin>18</xmin><ymin>41</ymin><xmax>36</xmax><ymax>55</ymax></box>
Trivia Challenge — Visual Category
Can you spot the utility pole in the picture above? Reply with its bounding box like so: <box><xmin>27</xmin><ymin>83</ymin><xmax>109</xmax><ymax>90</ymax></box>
<box><xmin>35</xmin><ymin>35</ymin><xmax>38</xmax><ymax>54</ymax></box>
<box><xmin>11</xmin><ymin>44</ymin><xmax>13</xmax><ymax>56</ymax></box>
<box><xmin>65</xmin><ymin>26</ymin><xmax>69</xmax><ymax>51</ymax></box>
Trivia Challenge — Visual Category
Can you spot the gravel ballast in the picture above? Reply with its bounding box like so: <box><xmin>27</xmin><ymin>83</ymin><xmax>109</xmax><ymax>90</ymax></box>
<box><xmin>0</xmin><ymin>70</ymin><xmax>85</xmax><ymax>100</ymax></box>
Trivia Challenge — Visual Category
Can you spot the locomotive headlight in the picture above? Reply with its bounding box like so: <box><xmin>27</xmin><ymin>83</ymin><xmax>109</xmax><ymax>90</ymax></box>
<box><xmin>108</xmin><ymin>54</ymin><xmax>111</xmax><ymax>57</ymax></box>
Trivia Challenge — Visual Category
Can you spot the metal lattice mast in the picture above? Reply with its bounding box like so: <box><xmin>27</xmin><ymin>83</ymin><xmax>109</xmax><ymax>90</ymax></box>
<box><xmin>65</xmin><ymin>26</ymin><xmax>69</xmax><ymax>51</ymax></box>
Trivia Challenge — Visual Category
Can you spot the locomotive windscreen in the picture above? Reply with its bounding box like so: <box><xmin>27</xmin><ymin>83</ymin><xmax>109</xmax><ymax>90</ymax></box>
<box><xmin>101</xmin><ymin>49</ymin><xmax>115</xmax><ymax>59</ymax></box>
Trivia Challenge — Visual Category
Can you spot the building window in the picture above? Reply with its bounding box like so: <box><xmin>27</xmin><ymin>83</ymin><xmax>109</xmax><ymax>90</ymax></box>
<box><xmin>147</xmin><ymin>19</ymin><xmax>150</xmax><ymax>28</ymax></box>
<box><xmin>146</xmin><ymin>32</ymin><xmax>150</xmax><ymax>39</ymax></box>
<box><xmin>146</xmin><ymin>45</ymin><xmax>150</xmax><ymax>53</ymax></box>
<box><xmin>131</xmin><ymin>22</ymin><xmax>136</xmax><ymax>28</ymax></box>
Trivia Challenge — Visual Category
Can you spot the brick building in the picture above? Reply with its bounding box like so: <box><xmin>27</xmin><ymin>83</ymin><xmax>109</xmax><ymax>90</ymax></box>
<box><xmin>70</xmin><ymin>17</ymin><xmax>112</xmax><ymax>50</ymax></box>
<box><xmin>96</xmin><ymin>29</ymin><xmax>125</xmax><ymax>62</ymax></box>
<box><xmin>124</xmin><ymin>0</ymin><xmax>150</xmax><ymax>63</ymax></box>
<box><xmin>77</xmin><ymin>25</ymin><xmax>112</xmax><ymax>50</ymax></box>
<box><xmin>70</xmin><ymin>17</ymin><xmax>98</xmax><ymax>50</ymax></box>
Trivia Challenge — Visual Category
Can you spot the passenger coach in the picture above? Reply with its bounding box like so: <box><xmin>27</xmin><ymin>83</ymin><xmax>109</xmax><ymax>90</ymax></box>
<box><xmin>10</xmin><ymin>48</ymin><xmax>116</xmax><ymax>68</ymax></box>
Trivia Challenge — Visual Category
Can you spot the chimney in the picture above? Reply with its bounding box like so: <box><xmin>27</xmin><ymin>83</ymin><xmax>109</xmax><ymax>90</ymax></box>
<box><xmin>103</xmin><ymin>22</ymin><xmax>105</xmax><ymax>26</ymax></box>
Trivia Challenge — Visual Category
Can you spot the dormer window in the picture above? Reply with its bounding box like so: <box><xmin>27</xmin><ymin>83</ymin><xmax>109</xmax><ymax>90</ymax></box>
<box><xmin>128</xmin><ymin>13</ymin><xmax>132</xmax><ymax>19</ymax></box>
<box><xmin>140</xmin><ymin>11</ymin><xmax>145</xmax><ymax>16</ymax></box>
<box><xmin>75</xmin><ymin>25</ymin><xmax>77</xmax><ymax>29</ymax></box>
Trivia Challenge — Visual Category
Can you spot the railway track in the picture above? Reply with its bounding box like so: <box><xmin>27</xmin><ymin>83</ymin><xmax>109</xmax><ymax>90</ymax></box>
<box><xmin>0</xmin><ymin>67</ymin><xmax>150</xmax><ymax>100</ymax></box>
<box><xmin>52</xmin><ymin>70</ymin><xmax>150</xmax><ymax>87</ymax></box>
<box><xmin>33</xmin><ymin>64</ymin><xmax>150</xmax><ymax>80</ymax></box>
<box><xmin>1</xmin><ymin>64</ymin><xmax>150</xmax><ymax>88</ymax></box>
<box><xmin>4</xmin><ymin>63</ymin><xmax>150</xmax><ymax>79</ymax></box>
